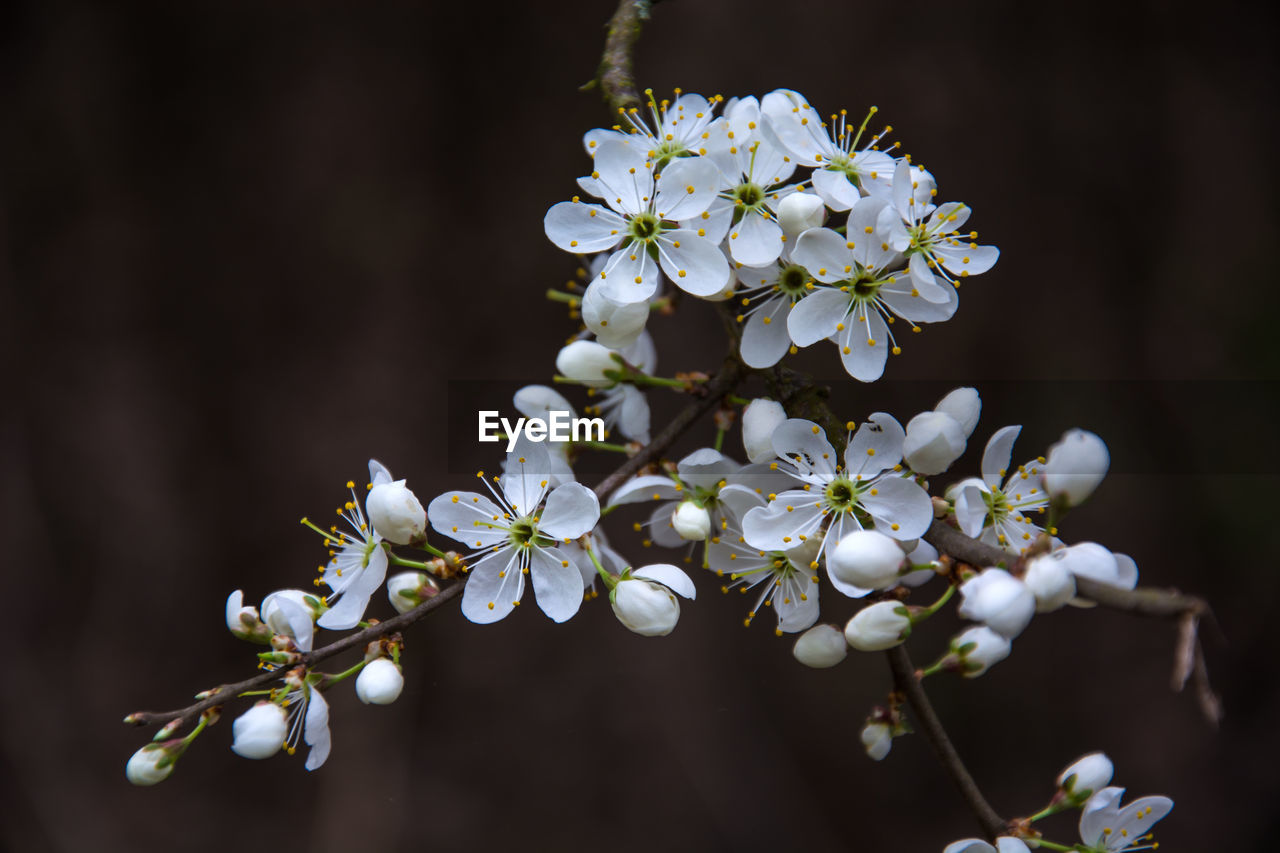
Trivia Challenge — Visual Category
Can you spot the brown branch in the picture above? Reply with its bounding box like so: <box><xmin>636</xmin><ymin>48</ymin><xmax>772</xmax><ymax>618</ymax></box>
<box><xmin>592</xmin><ymin>356</ymin><xmax>744</xmax><ymax>500</ymax></box>
<box><xmin>922</xmin><ymin>518</ymin><xmax>1222</xmax><ymax>725</ymax></box>
<box><xmin>124</xmin><ymin>578</ymin><xmax>467</xmax><ymax>730</ymax></box>
<box><xmin>886</xmin><ymin>644</ymin><xmax>1007</xmax><ymax>840</ymax></box>
<box><xmin>591</xmin><ymin>0</ymin><xmax>653</xmax><ymax>112</ymax></box>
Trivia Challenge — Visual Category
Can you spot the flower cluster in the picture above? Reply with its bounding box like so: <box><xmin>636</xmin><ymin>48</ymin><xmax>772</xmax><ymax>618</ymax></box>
<box><xmin>545</xmin><ymin>89</ymin><xmax>1000</xmax><ymax>382</ymax></box>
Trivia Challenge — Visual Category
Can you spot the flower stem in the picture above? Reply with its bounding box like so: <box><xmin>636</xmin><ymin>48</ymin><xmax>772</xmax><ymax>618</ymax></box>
<box><xmin>713</xmin><ymin>428</ymin><xmax>725</xmax><ymax>452</ymax></box>
<box><xmin>913</xmin><ymin>584</ymin><xmax>955</xmax><ymax>621</ymax></box>
<box><xmin>581</xmin><ymin>440</ymin><xmax>633</xmax><ymax>454</ymax></box>
<box><xmin>586</xmin><ymin>542</ymin><xmax>617</xmax><ymax>590</ymax></box>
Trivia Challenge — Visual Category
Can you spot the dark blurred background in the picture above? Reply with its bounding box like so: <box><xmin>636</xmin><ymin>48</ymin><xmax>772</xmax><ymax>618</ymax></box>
<box><xmin>3</xmin><ymin>1</ymin><xmax>1277</xmax><ymax>850</ymax></box>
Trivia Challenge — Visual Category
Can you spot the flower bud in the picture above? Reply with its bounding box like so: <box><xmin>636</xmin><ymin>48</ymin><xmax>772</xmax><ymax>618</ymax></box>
<box><xmin>366</xmin><ymin>480</ymin><xmax>427</xmax><ymax>545</ymax></box>
<box><xmin>860</xmin><ymin>721</ymin><xmax>892</xmax><ymax>761</ymax></box>
<box><xmin>776</xmin><ymin>191</ymin><xmax>826</xmax><ymax>237</ymax></box>
<box><xmin>934</xmin><ymin>387</ymin><xmax>981</xmax><ymax>438</ymax></box>
<box><xmin>386</xmin><ymin>571</ymin><xmax>439</xmax><ymax>614</ymax></box>
<box><xmin>356</xmin><ymin>658</ymin><xmax>405</xmax><ymax>705</ymax></box>
<box><xmin>225</xmin><ymin>589</ymin><xmax>271</xmax><ymax>643</ymax></box>
<box><xmin>844</xmin><ymin>601</ymin><xmax>911</xmax><ymax>651</ymax></box>
<box><xmin>957</xmin><ymin>568</ymin><xmax>1036</xmax><ymax>638</ymax></box>
<box><xmin>950</xmin><ymin>625</ymin><xmax>1012</xmax><ymax>677</ymax></box>
<box><xmin>1023</xmin><ymin>552</ymin><xmax>1077</xmax><ymax>612</ymax></box>
<box><xmin>792</xmin><ymin>624</ymin><xmax>847</xmax><ymax>668</ymax></box>
<box><xmin>672</xmin><ymin>500</ymin><xmax>711</xmax><ymax>541</ymax></box>
<box><xmin>1054</xmin><ymin>542</ymin><xmax>1138</xmax><ymax>590</ymax></box>
<box><xmin>903</xmin><ymin>411</ymin><xmax>967</xmax><ymax>475</ymax></box>
<box><xmin>260</xmin><ymin>589</ymin><xmax>318</xmax><ymax>653</ymax></box>
<box><xmin>1057</xmin><ymin>752</ymin><xmax>1114</xmax><ymax>799</ymax></box>
<box><xmin>582</xmin><ymin>281</ymin><xmax>648</xmax><ymax>350</ymax></box>
<box><xmin>555</xmin><ymin>340</ymin><xmax>618</xmax><ymax>388</ymax></box>
<box><xmin>126</xmin><ymin>743</ymin><xmax>176</xmax><ymax>786</ymax></box>
<box><xmin>1042</xmin><ymin>429</ymin><xmax>1109</xmax><ymax>506</ymax></box>
<box><xmin>829</xmin><ymin>529</ymin><xmax>905</xmax><ymax>590</ymax></box>
<box><xmin>742</xmin><ymin>398</ymin><xmax>787</xmax><ymax>463</ymax></box>
<box><xmin>231</xmin><ymin>702</ymin><xmax>288</xmax><ymax>760</ymax></box>
<box><xmin>611</xmin><ymin>578</ymin><xmax>681</xmax><ymax>637</ymax></box>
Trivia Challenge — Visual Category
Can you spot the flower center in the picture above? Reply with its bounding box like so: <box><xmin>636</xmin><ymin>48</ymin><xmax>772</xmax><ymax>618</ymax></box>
<box><xmin>508</xmin><ymin>517</ymin><xmax>540</xmax><ymax>547</ymax></box>
<box><xmin>629</xmin><ymin>212</ymin><xmax>661</xmax><ymax>241</ymax></box>
<box><xmin>824</xmin><ymin>476</ymin><xmax>874</xmax><ymax>526</ymax></box>
<box><xmin>778</xmin><ymin>264</ymin><xmax>809</xmax><ymax>296</ymax></box>
<box><xmin>826</xmin><ymin>153</ymin><xmax>862</xmax><ymax>187</ymax></box>
<box><xmin>732</xmin><ymin>181</ymin><xmax>765</xmax><ymax>210</ymax></box>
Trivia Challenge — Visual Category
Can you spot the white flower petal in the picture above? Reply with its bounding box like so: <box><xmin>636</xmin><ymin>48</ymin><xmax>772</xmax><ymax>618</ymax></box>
<box><xmin>740</xmin><ymin>296</ymin><xmax>793</xmax><ymax>368</ymax></box>
<box><xmin>607</xmin><ymin>474</ymin><xmax>681</xmax><ymax>507</ymax></box>
<box><xmin>657</xmin><ymin>231</ymin><xmax>730</xmax><ymax>297</ymax></box>
<box><xmin>543</xmin><ymin>201</ymin><xmax>627</xmax><ymax>253</ymax></box>
<box><xmin>861</xmin><ymin>476</ymin><xmax>933</xmax><ymax>540</ymax></box>
<box><xmin>460</xmin><ymin>550</ymin><xmax>524</xmax><ymax>623</ymax></box>
<box><xmin>653</xmin><ymin>156</ymin><xmax>721</xmax><ymax>221</ymax></box>
<box><xmin>728</xmin><ymin>211</ymin><xmax>784</xmax><ymax>267</ymax></box>
<box><xmin>786</xmin><ymin>287</ymin><xmax>848</xmax><ymax>347</ymax></box>
<box><xmin>539</xmin><ymin>482</ymin><xmax>600</xmax><ymax>541</ymax></box>
<box><xmin>302</xmin><ymin>689</ymin><xmax>331</xmax><ymax>771</ymax></box>
<box><xmin>631</xmin><ymin>563</ymin><xmax>697</xmax><ymax>599</ymax></box>
<box><xmin>982</xmin><ymin>425</ymin><xmax>1023</xmax><ymax>488</ymax></box>
<box><xmin>529</xmin><ymin>546</ymin><xmax>584</xmax><ymax>622</ymax></box>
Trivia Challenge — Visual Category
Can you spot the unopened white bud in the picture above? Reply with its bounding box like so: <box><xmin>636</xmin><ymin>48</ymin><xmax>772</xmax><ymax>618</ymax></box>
<box><xmin>225</xmin><ymin>589</ymin><xmax>269</xmax><ymax>642</ymax></box>
<box><xmin>126</xmin><ymin>744</ymin><xmax>175</xmax><ymax>786</ymax></box>
<box><xmin>1057</xmin><ymin>752</ymin><xmax>1114</xmax><ymax>798</ymax></box>
<box><xmin>386</xmin><ymin>571</ymin><xmax>438</xmax><ymax>614</ymax></box>
<box><xmin>950</xmin><ymin>625</ymin><xmax>1012</xmax><ymax>677</ymax></box>
<box><xmin>903</xmin><ymin>411</ymin><xmax>967</xmax><ymax>475</ymax></box>
<box><xmin>829</xmin><ymin>530</ymin><xmax>905</xmax><ymax>590</ymax></box>
<box><xmin>582</xmin><ymin>281</ymin><xmax>648</xmax><ymax>350</ymax></box>
<box><xmin>1042</xmin><ymin>429</ymin><xmax>1109</xmax><ymax>506</ymax></box>
<box><xmin>611</xmin><ymin>578</ymin><xmax>681</xmax><ymax>637</ymax></box>
<box><xmin>792</xmin><ymin>624</ymin><xmax>848</xmax><ymax>668</ymax></box>
<box><xmin>356</xmin><ymin>658</ymin><xmax>404</xmax><ymax>705</ymax></box>
<box><xmin>367</xmin><ymin>480</ymin><xmax>427</xmax><ymax>545</ymax></box>
<box><xmin>844</xmin><ymin>601</ymin><xmax>911</xmax><ymax>651</ymax></box>
<box><xmin>742</xmin><ymin>398</ymin><xmax>787</xmax><ymax>463</ymax></box>
<box><xmin>860</xmin><ymin>721</ymin><xmax>892</xmax><ymax>761</ymax></box>
<box><xmin>260</xmin><ymin>589</ymin><xmax>318</xmax><ymax>652</ymax></box>
<box><xmin>555</xmin><ymin>340</ymin><xmax>618</xmax><ymax>388</ymax></box>
<box><xmin>672</xmin><ymin>500</ymin><xmax>711</xmax><ymax>541</ymax></box>
<box><xmin>231</xmin><ymin>702</ymin><xmax>288</xmax><ymax>760</ymax></box>
<box><xmin>776</xmin><ymin>191</ymin><xmax>827</xmax><ymax>237</ymax></box>
<box><xmin>958</xmin><ymin>568</ymin><xmax>1036</xmax><ymax>638</ymax></box>
<box><xmin>1055</xmin><ymin>542</ymin><xmax>1137</xmax><ymax>590</ymax></box>
<box><xmin>934</xmin><ymin>387</ymin><xmax>981</xmax><ymax>438</ymax></box>
<box><xmin>1023</xmin><ymin>552</ymin><xmax>1077</xmax><ymax>612</ymax></box>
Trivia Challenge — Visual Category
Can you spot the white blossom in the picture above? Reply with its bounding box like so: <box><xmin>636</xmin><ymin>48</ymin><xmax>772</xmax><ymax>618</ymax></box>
<box><xmin>1078</xmin><ymin>787</ymin><xmax>1173</xmax><ymax>851</ymax></box>
<box><xmin>844</xmin><ymin>601</ymin><xmax>911</xmax><ymax>651</ymax></box>
<box><xmin>828</xmin><ymin>529</ymin><xmax>906</xmax><ymax>591</ymax></box>
<box><xmin>742</xmin><ymin>416</ymin><xmax>933</xmax><ymax>599</ymax></box>
<box><xmin>313</xmin><ymin>460</ymin><xmax>395</xmax><ymax>631</ymax></box>
<box><xmin>1023</xmin><ymin>551</ymin><xmax>1077</xmax><ymax>612</ymax></box>
<box><xmin>356</xmin><ymin>659</ymin><xmax>404</xmax><ymax>705</ymax></box>
<box><xmin>1058</xmin><ymin>752</ymin><xmax>1115</xmax><ymax>800</ymax></box>
<box><xmin>761</xmin><ymin>89</ymin><xmax>897</xmax><ymax>210</ymax></box>
<box><xmin>386</xmin><ymin>571</ymin><xmax>437</xmax><ymax>614</ymax></box>
<box><xmin>231</xmin><ymin>702</ymin><xmax>288</xmax><ymax>760</ymax></box>
<box><xmin>776</xmin><ymin>191</ymin><xmax>826</xmax><ymax>236</ymax></box>
<box><xmin>958</xmin><ymin>568</ymin><xmax>1036</xmax><ymax>638</ymax></box>
<box><xmin>555</xmin><ymin>340</ymin><xmax>618</xmax><ymax>388</ymax></box>
<box><xmin>610</xmin><ymin>564</ymin><xmax>696</xmax><ymax>637</ymax></box>
<box><xmin>672</xmin><ymin>500</ymin><xmax>712</xmax><ymax>540</ymax></box>
<box><xmin>792</xmin><ymin>624</ymin><xmax>847</xmax><ymax>668</ymax></box>
<box><xmin>1043</xmin><ymin>429</ymin><xmax>1109</xmax><ymax>507</ymax></box>
<box><xmin>126</xmin><ymin>744</ymin><xmax>176</xmax><ymax>786</ymax></box>
<box><xmin>366</xmin><ymin>469</ymin><xmax>427</xmax><ymax>546</ymax></box>
<box><xmin>861</xmin><ymin>721</ymin><xmax>892</xmax><ymax>761</ymax></box>
<box><xmin>261</xmin><ymin>589</ymin><xmax>319</xmax><ymax>653</ymax></box>
<box><xmin>789</xmin><ymin>197</ymin><xmax>957</xmax><ymax>381</ymax></box>
<box><xmin>934</xmin><ymin>387</ymin><xmax>981</xmax><ymax>437</ymax></box>
<box><xmin>951</xmin><ymin>426</ymin><xmax>1050</xmax><ymax>554</ymax></box>
<box><xmin>949</xmin><ymin>626</ymin><xmax>1012</xmax><ymax>677</ymax></box>
<box><xmin>545</xmin><ymin>138</ymin><xmax>729</xmax><ymax>303</ymax></box>
<box><xmin>888</xmin><ymin>160</ymin><xmax>1000</xmax><ymax>296</ymax></box>
<box><xmin>903</xmin><ymin>411</ymin><xmax>968</xmax><ymax>475</ymax></box>
<box><xmin>429</xmin><ymin>439</ymin><xmax>598</xmax><ymax>624</ymax></box>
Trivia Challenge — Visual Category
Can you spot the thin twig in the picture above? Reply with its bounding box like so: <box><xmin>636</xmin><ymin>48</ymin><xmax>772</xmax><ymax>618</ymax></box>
<box><xmin>592</xmin><ymin>356</ymin><xmax>744</xmax><ymax>500</ymax></box>
<box><xmin>886</xmin><ymin>644</ymin><xmax>1007</xmax><ymax>840</ymax></box>
<box><xmin>125</xmin><ymin>578</ymin><xmax>466</xmax><ymax>729</ymax></box>
<box><xmin>922</xmin><ymin>518</ymin><xmax>1222</xmax><ymax>724</ymax></box>
<box><xmin>592</xmin><ymin>0</ymin><xmax>653</xmax><ymax>112</ymax></box>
